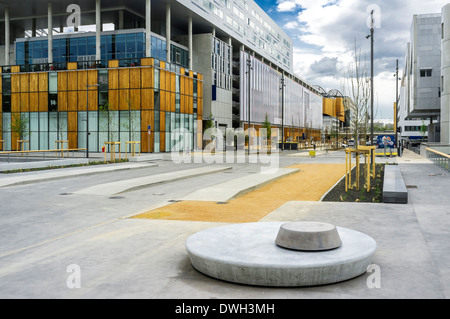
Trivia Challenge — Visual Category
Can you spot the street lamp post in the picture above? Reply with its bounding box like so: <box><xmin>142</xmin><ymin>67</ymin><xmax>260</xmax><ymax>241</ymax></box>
<box><xmin>281</xmin><ymin>76</ymin><xmax>285</xmax><ymax>151</ymax></box>
<box><xmin>367</xmin><ymin>10</ymin><xmax>375</xmax><ymax>146</ymax></box>
<box><xmin>86</xmin><ymin>83</ymin><xmax>99</xmax><ymax>159</ymax></box>
<box><xmin>246</xmin><ymin>56</ymin><xmax>252</xmax><ymax>156</ymax></box>
<box><xmin>395</xmin><ymin>59</ymin><xmax>401</xmax><ymax>157</ymax></box>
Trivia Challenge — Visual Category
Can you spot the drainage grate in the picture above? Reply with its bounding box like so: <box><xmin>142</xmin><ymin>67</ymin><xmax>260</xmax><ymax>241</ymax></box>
<box><xmin>60</xmin><ymin>193</ymin><xmax>72</xmax><ymax>196</ymax></box>
<box><xmin>406</xmin><ymin>185</ymin><xmax>418</xmax><ymax>189</ymax></box>
<box><xmin>168</xmin><ymin>199</ymin><xmax>181</xmax><ymax>203</ymax></box>
<box><xmin>217</xmin><ymin>202</ymin><xmax>229</xmax><ymax>205</ymax></box>
<box><xmin>109</xmin><ymin>196</ymin><xmax>125</xmax><ymax>199</ymax></box>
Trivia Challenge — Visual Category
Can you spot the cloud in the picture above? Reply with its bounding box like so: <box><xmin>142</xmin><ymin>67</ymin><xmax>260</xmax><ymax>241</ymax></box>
<box><xmin>278</xmin><ymin>0</ymin><xmax>450</xmax><ymax>119</ymax></box>
<box><xmin>310</xmin><ymin>57</ymin><xmax>339</xmax><ymax>76</ymax></box>
<box><xmin>284</xmin><ymin>21</ymin><xmax>299</xmax><ymax>29</ymax></box>
<box><xmin>277</xmin><ymin>1</ymin><xmax>298</xmax><ymax>12</ymax></box>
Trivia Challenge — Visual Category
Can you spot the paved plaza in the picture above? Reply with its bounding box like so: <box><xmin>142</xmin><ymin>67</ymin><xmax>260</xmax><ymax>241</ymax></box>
<box><xmin>0</xmin><ymin>148</ymin><xmax>449</xmax><ymax>299</ymax></box>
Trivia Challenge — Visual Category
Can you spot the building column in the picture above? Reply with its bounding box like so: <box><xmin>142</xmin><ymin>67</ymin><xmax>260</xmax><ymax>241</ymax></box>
<box><xmin>96</xmin><ymin>0</ymin><xmax>101</xmax><ymax>61</ymax></box>
<box><xmin>166</xmin><ymin>3</ymin><xmax>171</xmax><ymax>63</ymax></box>
<box><xmin>48</xmin><ymin>2</ymin><xmax>53</xmax><ymax>64</ymax></box>
<box><xmin>212</xmin><ymin>28</ymin><xmax>216</xmax><ymax>37</ymax></box>
<box><xmin>5</xmin><ymin>7</ymin><xmax>10</xmax><ymax>66</ymax></box>
<box><xmin>146</xmin><ymin>0</ymin><xmax>151</xmax><ymax>57</ymax></box>
<box><xmin>188</xmin><ymin>17</ymin><xmax>193</xmax><ymax>70</ymax></box>
<box><xmin>442</xmin><ymin>4</ymin><xmax>450</xmax><ymax>143</ymax></box>
<box><xmin>32</xmin><ymin>18</ymin><xmax>37</xmax><ymax>37</ymax></box>
<box><xmin>118</xmin><ymin>10</ymin><xmax>124</xmax><ymax>30</ymax></box>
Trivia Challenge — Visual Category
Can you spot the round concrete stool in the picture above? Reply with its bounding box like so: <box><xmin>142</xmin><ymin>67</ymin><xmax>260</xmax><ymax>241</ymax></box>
<box><xmin>275</xmin><ymin>221</ymin><xmax>342</xmax><ymax>251</ymax></box>
<box><xmin>186</xmin><ymin>222</ymin><xmax>377</xmax><ymax>287</ymax></box>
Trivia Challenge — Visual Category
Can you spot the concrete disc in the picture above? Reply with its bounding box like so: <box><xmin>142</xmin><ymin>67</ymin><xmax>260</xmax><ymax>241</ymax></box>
<box><xmin>275</xmin><ymin>221</ymin><xmax>342</xmax><ymax>251</ymax></box>
<box><xmin>186</xmin><ymin>222</ymin><xmax>377</xmax><ymax>287</ymax></box>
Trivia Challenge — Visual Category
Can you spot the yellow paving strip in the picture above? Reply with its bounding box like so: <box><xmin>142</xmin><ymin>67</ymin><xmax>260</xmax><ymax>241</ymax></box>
<box><xmin>132</xmin><ymin>164</ymin><xmax>347</xmax><ymax>223</ymax></box>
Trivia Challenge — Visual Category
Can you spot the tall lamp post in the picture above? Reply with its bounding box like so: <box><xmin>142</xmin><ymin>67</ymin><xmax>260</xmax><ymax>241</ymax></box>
<box><xmin>395</xmin><ymin>59</ymin><xmax>401</xmax><ymax>157</ymax></box>
<box><xmin>86</xmin><ymin>83</ymin><xmax>99</xmax><ymax>159</ymax></box>
<box><xmin>246</xmin><ymin>55</ymin><xmax>252</xmax><ymax>156</ymax></box>
<box><xmin>280</xmin><ymin>75</ymin><xmax>285</xmax><ymax>151</ymax></box>
<box><xmin>366</xmin><ymin>10</ymin><xmax>375</xmax><ymax>146</ymax></box>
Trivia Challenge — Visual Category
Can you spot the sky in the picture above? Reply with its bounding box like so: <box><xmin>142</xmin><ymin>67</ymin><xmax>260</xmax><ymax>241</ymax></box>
<box><xmin>254</xmin><ymin>0</ymin><xmax>450</xmax><ymax>121</ymax></box>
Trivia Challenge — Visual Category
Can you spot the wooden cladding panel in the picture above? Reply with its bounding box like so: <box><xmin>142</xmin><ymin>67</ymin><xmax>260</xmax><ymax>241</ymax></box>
<box><xmin>130</xmin><ymin>68</ymin><xmax>141</xmax><ymax>89</ymax></box>
<box><xmin>160</xmin><ymin>70</ymin><xmax>166</xmax><ymax>91</ymax></box>
<box><xmin>129</xmin><ymin>89</ymin><xmax>141</xmax><ymax>110</ymax></box>
<box><xmin>68</xmin><ymin>112</ymin><xmax>78</xmax><ymax>132</ymax></box>
<box><xmin>141</xmin><ymin>110</ymin><xmax>154</xmax><ymax>132</ymax></box>
<box><xmin>58</xmin><ymin>92</ymin><xmax>68</xmax><ymax>112</ymax></box>
<box><xmin>58</xmin><ymin>72</ymin><xmax>68</xmax><ymax>91</ymax></box>
<box><xmin>68</xmin><ymin>71</ymin><xmax>78</xmax><ymax>91</ymax></box>
<box><xmin>88</xmin><ymin>90</ymin><xmax>98</xmax><ymax>111</ymax></box>
<box><xmin>160</xmin><ymin>111</ymin><xmax>166</xmax><ymax>132</ymax></box>
<box><xmin>38</xmin><ymin>73</ymin><xmax>48</xmax><ymax>92</ymax></box>
<box><xmin>160</xmin><ymin>132</ymin><xmax>165</xmax><ymax>153</ymax></box>
<box><xmin>108</xmin><ymin>90</ymin><xmax>118</xmax><ymax>111</ymax></box>
<box><xmin>11</xmin><ymin>66</ymin><xmax>20</xmax><ymax>73</ymax></box>
<box><xmin>141</xmin><ymin>68</ymin><xmax>154</xmax><ymax>88</ymax></box>
<box><xmin>20</xmin><ymin>93</ymin><xmax>29</xmax><ymax>112</ymax></box>
<box><xmin>141</xmin><ymin>131</ymin><xmax>154</xmax><ymax>153</ymax></box>
<box><xmin>67</xmin><ymin>62</ymin><xmax>77</xmax><ymax>70</ymax></box>
<box><xmin>119</xmin><ymin>89</ymin><xmax>130</xmax><ymax>110</ymax></box>
<box><xmin>141</xmin><ymin>89</ymin><xmax>153</xmax><ymax>110</ymax></box>
<box><xmin>160</xmin><ymin>90</ymin><xmax>166</xmax><ymax>111</ymax></box>
<box><xmin>11</xmin><ymin>94</ymin><xmax>20</xmax><ymax>113</ymax></box>
<box><xmin>119</xmin><ymin>69</ymin><xmax>130</xmax><ymax>89</ymax></box>
<box><xmin>11</xmin><ymin>74</ymin><xmax>20</xmax><ymax>93</ymax></box>
<box><xmin>109</xmin><ymin>69</ymin><xmax>119</xmax><ymax>90</ymax></box>
<box><xmin>39</xmin><ymin>92</ymin><xmax>48</xmax><ymax>112</ymax></box>
<box><xmin>68</xmin><ymin>91</ymin><xmax>78</xmax><ymax>111</ymax></box>
<box><xmin>141</xmin><ymin>110</ymin><xmax>154</xmax><ymax>153</ymax></box>
<box><xmin>198</xmin><ymin>98</ymin><xmax>203</xmax><ymax>116</ymax></box>
<box><xmin>141</xmin><ymin>58</ymin><xmax>154</xmax><ymax>67</ymax></box>
<box><xmin>20</xmin><ymin>74</ymin><xmax>29</xmax><ymax>93</ymax></box>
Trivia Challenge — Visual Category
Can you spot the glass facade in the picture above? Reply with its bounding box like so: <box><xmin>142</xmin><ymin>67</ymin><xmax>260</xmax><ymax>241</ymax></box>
<box><xmin>15</xmin><ymin>31</ymin><xmax>189</xmax><ymax>69</ymax></box>
<box><xmin>1</xmin><ymin>61</ymin><xmax>202</xmax><ymax>153</ymax></box>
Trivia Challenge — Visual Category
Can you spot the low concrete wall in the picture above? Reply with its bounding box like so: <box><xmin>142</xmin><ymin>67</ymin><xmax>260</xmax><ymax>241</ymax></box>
<box><xmin>383</xmin><ymin>165</ymin><xmax>408</xmax><ymax>204</ymax></box>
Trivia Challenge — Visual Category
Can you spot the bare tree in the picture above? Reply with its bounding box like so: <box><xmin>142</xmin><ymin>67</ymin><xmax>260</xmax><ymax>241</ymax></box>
<box><xmin>343</xmin><ymin>41</ymin><xmax>371</xmax><ymax>146</ymax></box>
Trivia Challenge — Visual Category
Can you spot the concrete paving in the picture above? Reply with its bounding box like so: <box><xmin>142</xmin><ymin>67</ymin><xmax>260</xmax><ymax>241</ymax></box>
<box><xmin>177</xmin><ymin>168</ymin><xmax>298</xmax><ymax>202</ymax></box>
<box><xmin>73</xmin><ymin>165</ymin><xmax>232</xmax><ymax>197</ymax></box>
<box><xmin>0</xmin><ymin>149</ymin><xmax>449</xmax><ymax>300</ymax></box>
<box><xmin>0</xmin><ymin>162</ymin><xmax>158</xmax><ymax>187</ymax></box>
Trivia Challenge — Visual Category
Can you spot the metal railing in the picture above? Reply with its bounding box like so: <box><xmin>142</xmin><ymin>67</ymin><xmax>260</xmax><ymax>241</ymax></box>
<box><xmin>425</xmin><ymin>148</ymin><xmax>450</xmax><ymax>172</ymax></box>
<box><xmin>0</xmin><ymin>148</ymin><xmax>87</xmax><ymax>164</ymax></box>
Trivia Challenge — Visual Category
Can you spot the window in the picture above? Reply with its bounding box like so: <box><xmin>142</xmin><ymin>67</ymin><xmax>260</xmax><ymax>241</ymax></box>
<box><xmin>420</xmin><ymin>69</ymin><xmax>432</xmax><ymax>77</ymax></box>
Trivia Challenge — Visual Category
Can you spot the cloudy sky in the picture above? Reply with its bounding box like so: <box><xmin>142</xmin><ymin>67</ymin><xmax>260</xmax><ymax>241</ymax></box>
<box><xmin>254</xmin><ymin>0</ymin><xmax>450</xmax><ymax>121</ymax></box>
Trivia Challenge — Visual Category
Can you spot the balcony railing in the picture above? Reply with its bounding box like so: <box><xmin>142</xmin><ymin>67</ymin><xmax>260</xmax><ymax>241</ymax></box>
<box><xmin>425</xmin><ymin>147</ymin><xmax>450</xmax><ymax>172</ymax></box>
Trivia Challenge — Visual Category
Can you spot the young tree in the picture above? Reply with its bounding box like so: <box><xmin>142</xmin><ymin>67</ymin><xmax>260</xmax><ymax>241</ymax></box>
<box><xmin>343</xmin><ymin>41</ymin><xmax>371</xmax><ymax>147</ymax></box>
<box><xmin>11</xmin><ymin>113</ymin><xmax>29</xmax><ymax>141</ymax></box>
<box><xmin>262</xmin><ymin>113</ymin><xmax>272</xmax><ymax>150</ymax></box>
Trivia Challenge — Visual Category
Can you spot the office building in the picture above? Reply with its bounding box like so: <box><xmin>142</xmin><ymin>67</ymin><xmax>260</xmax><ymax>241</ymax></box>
<box><xmin>0</xmin><ymin>0</ymin><xmax>323</xmax><ymax>153</ymax></box>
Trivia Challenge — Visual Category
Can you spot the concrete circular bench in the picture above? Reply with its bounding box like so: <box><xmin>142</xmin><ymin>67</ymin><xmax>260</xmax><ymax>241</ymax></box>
<box><xmin>186</xmin><ymin>222</ymin><xmax>377</xmax><ymax>287</ymax></box>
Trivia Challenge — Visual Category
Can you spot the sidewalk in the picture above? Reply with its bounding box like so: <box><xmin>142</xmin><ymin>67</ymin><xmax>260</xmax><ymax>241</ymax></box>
<box><xmin>133</xmin><ymin>163</ymin><xmax>348</xmax><ymax>223</ymax></box>
<box><xmin>1</xmin><ymin>150</ymin><xmax>450</xmax><ymax>298</ymax></box>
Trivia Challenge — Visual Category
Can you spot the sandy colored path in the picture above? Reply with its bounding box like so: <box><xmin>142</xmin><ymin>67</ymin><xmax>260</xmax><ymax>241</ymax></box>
<box><xmin>132</xmin><ymin>164</ymin><xmax>346</xmax><ymax>223</ymax></box>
